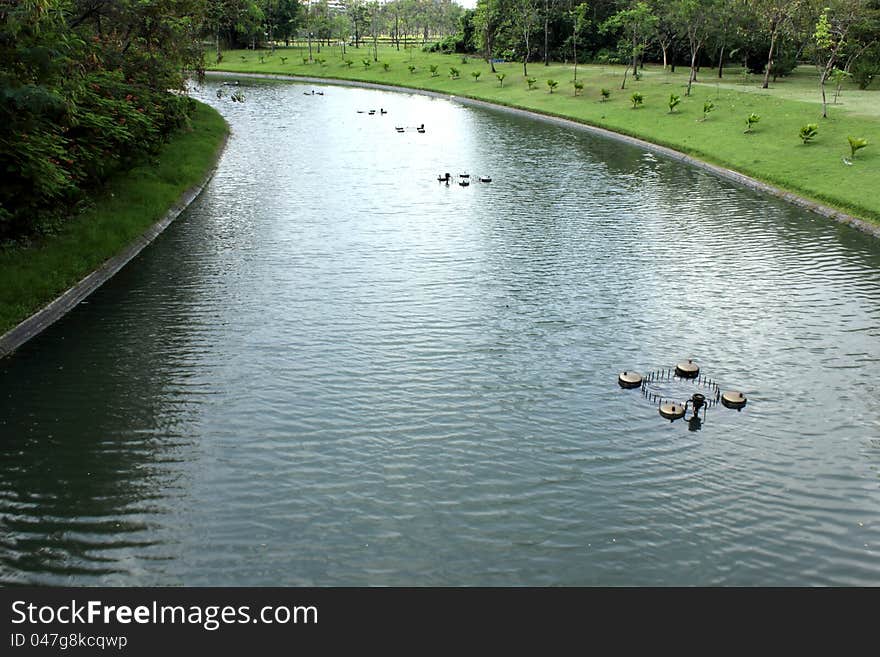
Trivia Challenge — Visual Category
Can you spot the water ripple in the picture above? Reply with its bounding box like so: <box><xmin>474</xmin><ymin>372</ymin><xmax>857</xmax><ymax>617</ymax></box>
<box><xmin>0</xmin><ymin>78</ymin><xmax>878</xmax><ymax>585</ymax></box>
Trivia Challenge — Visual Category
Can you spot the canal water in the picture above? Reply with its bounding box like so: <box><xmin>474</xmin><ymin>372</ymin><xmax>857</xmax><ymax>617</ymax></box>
<box><xmin>1</xmin><ymin>77</ymin><xmax>878</xmax><ymax>585</ymax></box>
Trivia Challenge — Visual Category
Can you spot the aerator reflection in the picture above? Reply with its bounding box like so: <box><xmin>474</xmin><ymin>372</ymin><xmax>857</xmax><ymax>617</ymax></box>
<box><xmin>618</xmin><ymin>360</ymin><xmax>748</xmax><ymax>424</ymax></box>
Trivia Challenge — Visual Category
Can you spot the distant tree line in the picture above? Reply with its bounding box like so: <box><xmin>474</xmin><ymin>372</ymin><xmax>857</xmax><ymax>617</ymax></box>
<box><xmin>209</xmin><ymin>0</ymin><xmax>463</xmax><ymax>55</ymax></box>
<box><xmin>441</xmin><ymin>0</ymin><xmax>879</xmax><ymax>96</ymax></box>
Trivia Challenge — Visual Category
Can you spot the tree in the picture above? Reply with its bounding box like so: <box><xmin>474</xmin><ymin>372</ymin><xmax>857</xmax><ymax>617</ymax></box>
<box><xmin>570</xmin><ymin>2</ymin><xmax>590</xmax><ymax>81</ymax></box>
<box><xmin>515</xmin><ymin>0</ymin><xmax>541</xmax><ymax>76</ymax></box>
<box><xmin>672</xmin><ymin>0</ymin><xmax>718</xmax><ymax>96</ymax></box>
<box><xmin>473</xmin><ymin>0</ymin><xmax>505</xmax><ymax>73</ymax></box>
<box><xmin>649</xmin><ymin>0</ymin><xmax>678</xmax><ymax>71</ymax></box>
<box><xmin>750</xmin><ymin>0</ymin><xmax>805</xmax><ymax>89</ymax></box>
<box><xmin>602</xmin><ymin>1</ymin><xmax>658</xmax><ymax>90</ymax></box>
<box><xmin>814</xmin><ymin>1</ymin><xmax>877</xmax><ymax>118</ymax></box>
<box><xmin>348</xmin><ymin>0</ymin><xmax>370</xmax><ymax>48</ymax></box>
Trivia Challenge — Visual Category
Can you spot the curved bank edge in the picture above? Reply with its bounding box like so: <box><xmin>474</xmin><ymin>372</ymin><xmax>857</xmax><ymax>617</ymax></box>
<box><xmin>206</xmin><ymin>70</ymin><xmax>880</xmax><ymax>240</ymax></box>
<box><xmin>0</xmin><ymin>130</ymin><xmax>230</xmax><ymax>360</ymax></box>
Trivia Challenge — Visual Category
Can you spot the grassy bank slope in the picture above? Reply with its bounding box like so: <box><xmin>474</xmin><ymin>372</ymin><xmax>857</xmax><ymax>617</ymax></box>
<box><xmin>209</xmin><ymin>47</ymin><xmax>879</xmax><ymax>225</ymax></box>
<box><xmin>0</xmin><ymin>100</ymin><xmax>228</xmax><ymax>335</ymax></box>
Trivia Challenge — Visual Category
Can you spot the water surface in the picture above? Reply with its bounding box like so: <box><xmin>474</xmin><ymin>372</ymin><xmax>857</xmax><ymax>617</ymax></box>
<box><xmin>1</xmin><ymin>78</ymin><xmax>879</xmax><ymax>585</ymax></box>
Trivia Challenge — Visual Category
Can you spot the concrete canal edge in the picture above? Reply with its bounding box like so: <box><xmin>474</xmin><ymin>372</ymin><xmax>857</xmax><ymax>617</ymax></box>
<box><xmin>0</xmin><ymin>129</ymin><xmax>229</xmax><ymax>360</ymax></box>
<box><xmin>207</xmin><ymin>70</ymin><xmax>880</xmax><ymax>240</ymax></box>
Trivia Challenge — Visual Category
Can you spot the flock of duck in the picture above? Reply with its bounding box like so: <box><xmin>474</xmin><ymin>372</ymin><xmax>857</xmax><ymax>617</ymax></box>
<box><xmin>302</xmin><ymin>93</ymin><xmax>493</xmax><ymax>186</ymax></box>
<box><xmin>437</xmin><ymin>173</ymin><xmax>492</xmax><ymax>186</ymax></box>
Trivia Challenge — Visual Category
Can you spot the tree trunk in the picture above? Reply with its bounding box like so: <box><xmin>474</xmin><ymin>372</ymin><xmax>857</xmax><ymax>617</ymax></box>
<box><xmin>486</xmin><ymin>31</ymin><xmax>496</xmax><ymax>73</ymax></box>
<box><xmin>661</xmin><ymin>43</ymin><xmax>668</xmax><ymax>71</ymax></box>
<box><xmin>820</xmin><ymin>71</ymin><xmax>829</xmax><ymax>118</ymax></box>
<box><xmin>544</xmin><ymin>0</ymin><xmax>549</xmax><ymax>65</ymax></box>
<box><xmin>620</xmin><ymin>64</ymin><xmax>629</xmax><ymax>90</ymax></box>
<box><xmin>686</xmin><ymin>46</ymin><xmax>699</xmax><ymax>96</ymax></box>
<box><xmin>762</xmin><ymin>31</ymin><xmax>777</xmax><ymax>89</ymax></box>
<box><xmin>632</xmin><ymin>33</ymin><xmax>638</xmax><ymax>78</ymax></box>
<box><xmin>717</xmin><ymin>44</ymin><xmax>724</xmax><ymax>78</ymax></box>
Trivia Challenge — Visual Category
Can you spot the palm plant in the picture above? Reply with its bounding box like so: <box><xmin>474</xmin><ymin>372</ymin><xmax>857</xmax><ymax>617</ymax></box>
<box><xmin>848</xmin><ymin>136</ymin><xmax>868</xmax><ymax>158</ymax></box>
<box><xmin>496</xmin><ymin>72</ymin><xmax>506</xmax><ymax>87</ymax></box>
<box><xmin>799</xmin><ymin>124</ymin><xmax>818</xmax><ymax>144</ymax></box>
<box><xmin>744</xmin><ymin>113</ymin><xmax>760</xmax><ymax>133</ymax></box>
<box><xmin>471</xmin><ymin>70</ymin><xmax>481</xmax><ymax>81</ymax></box>
<box><xmin>600</xmin><ymin>88</ymin><xmax>611</xmax><ymax>102</ymax></box>
<box><xmin>449</xmin><ymin>67</ymin><xmax>460</xmax><ymax>79</ymax></box>
<box><xmin>547</xmin><ymin>79</ymin><xmax>559</xmax><ymax>93</ymax></box>
<box><xmin>573</xmin><ymin>80</ymin><xmax>584</xmax><ymax>96</ymax></box>
<box><xmin>429</xmin><ymin>64</ymin><xmax>439</xmax><ymax>77</ymax></box>
<box><xmin>700</xmin><ymin>100</ymin><xmax>715</xmax><ymax>121</ymax></box>
<box><xmin>526</xmin><ymin>76</ymin><xmax>537</xmax><ymax>90</ymax></box>
<box><xmin>668</xmin><ymin>93</ymin><xmax>681</xmax><ymax>113</ymax></box>
<box><xmin>408</xmin><ymin>64</ymin><xmax>416</xmax><ymax>74</ymax></box>
<box><xmin>631</xmin><ymin>92</ymin><xmax>644</xmax><ymax>108</ymax></box>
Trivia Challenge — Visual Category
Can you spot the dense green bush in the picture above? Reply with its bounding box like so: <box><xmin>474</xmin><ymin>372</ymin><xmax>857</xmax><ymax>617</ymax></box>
<box><xmin>851</xmin><ymin>56</ymin><xmax>880</xmax><ymax>89</ymax></box>
<box><xmin>0</xmin><ymin>1</ymin><xmax>203</xmax><ymax>243</ymax></box>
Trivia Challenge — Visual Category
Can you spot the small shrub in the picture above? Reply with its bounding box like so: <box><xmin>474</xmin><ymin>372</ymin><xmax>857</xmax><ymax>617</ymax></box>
<box><xmin>573</xmin><ymin>80</ymin><xmax>584</xmax><ymax>96</ymax></box>
<box><xmin>526</xmin><ymin>76</ymin><xmax>537</xmax><ymax>90</ymax></box>
<box><xmin>408</xmin><ymin>64</ymin><xmax>416</xmax><ymax>74</ymax></box>
<box><xmin>701</xmin><ymin>100</ymin><xmax>715</xmax><ymax>121</ymax></box>
<box><xmin>799</xmin><ymin>123</ymin><xmax>818</xmax><ymax>144</ymax></box>
<box><xmin>344</xmin><ymin>59</ymin><xmax>354</xmax><ymax>68</ymax></box>
<box><xmin>449</xmin><ymin>67</ymin><xmax>460</xmax><ymax>79</ymax></box>
<box><xmin>496</xmin><ymin>72</ymin><xmax>506</xmax><ymax>87</ymax></box>
<box><xmin>382</xmin><ymin>62</ymin><xmax>390</xmax><ymax>72</ymax></box>
<box><xmin>280</xmin><ymin>57</ymin><xmax>288</xmax><ymax>65</ymax></box>
<box><xmin>668</xmin><ymin>93</ymin><xmax>681</xmax><ymax>113</ymax></box>
<box><xmin>461</xmin><ymin>56</ymin><xmax>468</xmax><ymax>64</ymax></box>
<box><xmin>547</xmin><ymin>79</ymin><xmax>558</xmax><ymax>93</ymax></box>
<box><xmin>631</xmin><ymin>92</ymin><xmax>644</xmax><ymax>108</ymax></box>
<box><xmin>316</xmin><ymin>57</ymin><xmax>326</xmax><ymax>66</ymax></box>
<box><xmin>745</xmin><ymin>112</ymin><xmax>760</xmax><ymax>133</ymax></box>
<box><xmin>429</xmin><ymin>64</ymin><xmax>439</xmax><ymax>77</ymax></box>
<box><xmin>600</xmin><ymin>88</ymin><xmax>610</xmax><ymax>101</ymax></box>
<box><xmin>471</xmin><ymin>70</ymin><xmax>481</xmax><ymax>81</ymax></box>
<box><xmin>303</xmin><ymin>57</ymin><xmax>310</xmax><ymax>65</ymax></box>
<box><xmin>848</xmin><ymin>136</ymin><xmax>868</xmax><ymax>158</ymax></box>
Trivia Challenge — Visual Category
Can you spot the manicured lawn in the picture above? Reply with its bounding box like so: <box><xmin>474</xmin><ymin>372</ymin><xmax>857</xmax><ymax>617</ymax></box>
<box><xmin>209</xmin><ymin>45</ymin><xmax>879</xmax><ymax>225</ymax></box>
<box><xmin>0</xmin><ymin>101</ymin><xmax>228</xmax><ymax>336</ymax></box>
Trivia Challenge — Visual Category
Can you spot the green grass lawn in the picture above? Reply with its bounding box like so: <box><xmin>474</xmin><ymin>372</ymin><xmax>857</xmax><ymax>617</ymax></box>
<box><xmin>209</xmin><ymin>45</ymin><xmax>879</xmax><ymax>225</ymax></box>
<box><xmin>0</xmin><ymin>101</ymin><xmax>228</xmax><ymax>336</ymax></box>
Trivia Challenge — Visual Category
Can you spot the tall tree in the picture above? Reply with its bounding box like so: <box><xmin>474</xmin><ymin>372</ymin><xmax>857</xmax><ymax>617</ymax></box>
<box><xmin>672</xmin><ymin>0</ymin><xmax>718</xmax><ymax>95</ymax></box>
<box><xmin>814</xmin><ymin>0</ymin><xmax>878</xmax><ymax>117</ymax></box>
<box><xmin>515</xmin><ymin>0</ymin><xmax>541</xmax><ymax>76</ymax></box>
<box><xmin>751</xmin><ymin>0</ymin><xmax>805</xmax><ymax>88</ymax></box>
<box><xmin>570</xmin><ymin>2</ymin><xmax>590</xmax><ymax>80</ymax></box>
<box><xmin>473</xmin><ymin>0</ymin><xmax>505</xmax><ymax>73</ymax></box>
<box><xmin>602</xmin><ymin>1</ymin><xmax>657</xmax><ymax>89</ymax></box>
